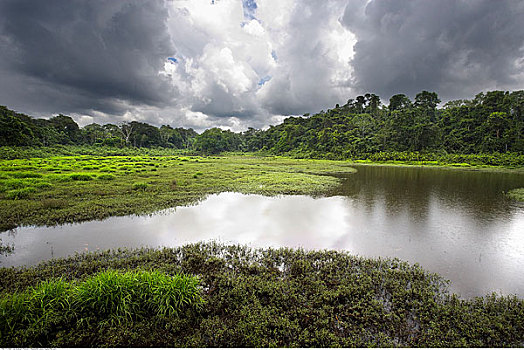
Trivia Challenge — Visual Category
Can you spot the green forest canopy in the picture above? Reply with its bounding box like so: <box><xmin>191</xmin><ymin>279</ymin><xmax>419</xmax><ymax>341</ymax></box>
<box><xmin>1</xmin><ymin>90</ymin><xmax>523</xmax><ymax>156</ymax></box>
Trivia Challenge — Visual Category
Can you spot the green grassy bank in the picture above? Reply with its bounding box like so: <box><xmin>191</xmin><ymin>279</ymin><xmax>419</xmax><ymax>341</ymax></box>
<box><xmin>0</xmin><ymin>243</ymin><xmax>523</xmax><ymax>347</ymax></box>
<box><xmin>0</xmin><ymin>153</ymin><xmax>355</xmax><ymax>231</ymax></box>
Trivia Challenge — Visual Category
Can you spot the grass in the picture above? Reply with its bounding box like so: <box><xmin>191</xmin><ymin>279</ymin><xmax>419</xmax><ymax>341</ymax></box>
<box><xmin>0</xmin><ymin>242</ymin><xmax>522</xmax><ymax>347</ymax></box>
<box><xmin>507</xmin><ymin>188</ymin><xmax>524</xmax><ymax>202</ymax></box>
<box><xmin>0</xmin><ymin>269</ymin><xmax>204</xmax><ymax>346</ymax></box>
<box><xmin>0</xmin><ymin>154</ymin><xmax>356</xmax><ymax>231</ymax></box>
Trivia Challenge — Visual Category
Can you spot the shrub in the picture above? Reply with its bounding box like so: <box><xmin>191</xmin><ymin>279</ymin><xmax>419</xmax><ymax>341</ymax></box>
<box><xmin>41</xmin><ymin>198</ymin><xmax>68</xmax><ymax>209</ymax></box>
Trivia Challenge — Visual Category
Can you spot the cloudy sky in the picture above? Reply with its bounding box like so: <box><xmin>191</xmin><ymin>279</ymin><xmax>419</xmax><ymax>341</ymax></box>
<box><xmin>0</xmin><ymin>0</ymin><xmax>523</xmax><ymax>131</ymax></box>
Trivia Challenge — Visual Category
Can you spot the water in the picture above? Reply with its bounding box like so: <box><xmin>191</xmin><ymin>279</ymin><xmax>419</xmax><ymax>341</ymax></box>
<box><xmin>1</xmin><ymin>165</ymin><xmax>524</xmax><ymax>298</ymax></box>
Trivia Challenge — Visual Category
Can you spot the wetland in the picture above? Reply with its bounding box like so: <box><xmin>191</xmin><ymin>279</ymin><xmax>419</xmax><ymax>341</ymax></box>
<box><xmin>1</xmin><ymin>152</ymin><xmax>524</xmax><ymax>347</ymax></box>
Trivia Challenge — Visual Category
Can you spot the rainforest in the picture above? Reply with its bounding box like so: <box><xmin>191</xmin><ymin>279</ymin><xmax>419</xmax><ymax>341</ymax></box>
<box><xmin>0</xmin><ymin>88</ymin><xmax>523</xmax><ymax>347</ymax></box>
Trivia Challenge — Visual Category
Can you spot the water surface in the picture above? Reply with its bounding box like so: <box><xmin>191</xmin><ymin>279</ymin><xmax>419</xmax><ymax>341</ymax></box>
<box><xmin>1</xmin><ymin>165</ymin><xmax>524</xmax><ymax>298</ymax></box>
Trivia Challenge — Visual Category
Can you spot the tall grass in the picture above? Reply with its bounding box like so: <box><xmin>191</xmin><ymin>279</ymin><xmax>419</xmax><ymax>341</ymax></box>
<box><xmin>0</xmin><ymin>270</ymin><xmax>204</xmax><ymax>344</ymax></box>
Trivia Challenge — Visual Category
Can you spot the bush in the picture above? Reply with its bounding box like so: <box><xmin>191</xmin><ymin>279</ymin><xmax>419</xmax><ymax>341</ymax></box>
<box><xmin>41</xmin><ymin>198</ymin><xmax>68</xmax><ymax>209</ymax></box>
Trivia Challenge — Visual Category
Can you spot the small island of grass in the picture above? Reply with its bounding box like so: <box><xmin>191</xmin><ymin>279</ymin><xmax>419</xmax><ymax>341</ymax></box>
<box><xmin>507</xmin><ymin>188</ymin><xmax>524</xmax><ymax>202</ymax></box>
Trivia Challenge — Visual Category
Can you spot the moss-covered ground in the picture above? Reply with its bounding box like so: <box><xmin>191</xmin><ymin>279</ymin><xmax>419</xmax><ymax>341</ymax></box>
<box><xmin>0</xmin><ymin>154</ymin><xmax>355</xmax><ymax>231</ymax></box>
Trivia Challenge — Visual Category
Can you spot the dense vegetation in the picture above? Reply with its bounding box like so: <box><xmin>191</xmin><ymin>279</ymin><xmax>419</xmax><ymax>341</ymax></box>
<box><xmin>0</xmin><ymin>243</ymin><xmax>522</xmax><ymax>347</ymax></box>
<box><xmin>2</xmin><ymin>89</ymin><xmax>523</xmax><ymax>164</ymax></box>
<box><xmin>0</xmin><ymin>154</ymin><xmax>354</xmax><ymax>232</ymax></box>
<box><xmin>256</xmin><ymin>90</ymin><xmax>524</xmax><ymax>159</ymax></box>
<box><xmin>507</xmin><ymin>188</ymin><xmax>524</xmax><ymax>202</ymax></box>
<box><xmin>0</xmin><ymin>269</ymin><xmax>204</xmax><ymax>346</ymax></box>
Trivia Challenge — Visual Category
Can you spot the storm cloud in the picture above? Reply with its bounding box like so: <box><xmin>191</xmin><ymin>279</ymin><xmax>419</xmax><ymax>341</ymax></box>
<box><xmin>342</xmin><ymin>0</ymin><xmax>524</xmax><ymax>101</ymax></box>
<box><xmin>0</xmin><ymin>0</ymin><xmax>523</xmax><ymax>130</ymax></box>
<box><xmin>0</xmin><ymin>0</ymin><xmax>175</xmax><ymax>117</ymax></box>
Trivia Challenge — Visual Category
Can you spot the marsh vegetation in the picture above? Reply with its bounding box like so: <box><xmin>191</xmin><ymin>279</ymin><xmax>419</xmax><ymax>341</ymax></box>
<box><xmin>0</xmin><ymin>153</ymin><xmax>354</xmax><ymax>232</ymax></box>
<box><xmin>1</xmin><ymin>243</ymin><xmax>523</xmax><ymax>347</ymax></box>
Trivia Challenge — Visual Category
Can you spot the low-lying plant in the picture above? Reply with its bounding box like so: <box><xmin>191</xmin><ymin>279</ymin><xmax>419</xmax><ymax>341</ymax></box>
<box><xmin>8</xmin><ymin>171</ymin><xmax>43</xmax><ymax>179</ymax></box>
<box><xmin>0</xmin><ymin>243</ymin><xmax>522</xmax><ymax>347</ymax></box>
<box><xmin>0</xmin><ymin>269</ymin><xmax>204</xmax><ymax>346</ymax></box>
<box><xmin>69</xmin><ymin>173</ymin><xmax>95</xmax><ymax>181</ymax></box>
<box><xmin>132</xmin><ymin>182</ymin><xmax>149</xmax><ymax>191</ymax></box>
<box><xmin>5</xmin><ymin>187</ymin><xmax>37</xmax><ymax>200</ymax></box>
<box><xmin>97</xmin><ymin>174</ymin><xmax>115</xmax><ymax>181</ymax></box>
<box><xmin>507</xmin><ymin>187</ymin><xmax>524</xmax><ymax>202</ymax></box>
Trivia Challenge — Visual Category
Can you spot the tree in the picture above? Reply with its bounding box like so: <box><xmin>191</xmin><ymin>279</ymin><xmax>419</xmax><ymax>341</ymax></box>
<box><xmin>118</xmin><ymin>122</ymin><xmax>135</xmax><ymax>146</ymax></box>
<box><xmin>389</xmin><ymin>94</ymin><xmax>412</xmax><ymax>111</ymax></box>
<box><xmin>194</xmin><ymin>128</ymin><xmax>243</xmax><ymax>154</ymax></box>
<box><xmin>482</xmin><ymin>112</ymin><xmax>512</xmax><ymax>152</ymax></box>
<box><xmin>128</xmin><ymin>121</ymin><xmax>162</xmax><ymax>147</ymax></box>
<box><xmin>48</xmin><ymin>114</ymin><xmax>81</xmax><ymax>144</ymax></box>
<box><xmin>82</xmin><ymin>123</ymin><xmax>108</xmax><ymax>145</ymax></box>
<box><xmin>0</xmin><ymin>107</ymin><xmax>35</xmax><ymax>146</ymax></box>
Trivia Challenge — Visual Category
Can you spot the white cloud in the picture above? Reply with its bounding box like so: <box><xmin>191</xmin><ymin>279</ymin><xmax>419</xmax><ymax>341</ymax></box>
<box><xmin>160</xmin><ymin>0</ymin><xmax>358</xmax><ymax>129</ymax></box>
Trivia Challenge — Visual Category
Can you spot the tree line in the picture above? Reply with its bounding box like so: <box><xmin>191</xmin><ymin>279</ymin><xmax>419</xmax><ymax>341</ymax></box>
<box><xmin>0</xmin><ymin>107</ymin><xmax>197</xmax><ymax>149</ymax></box>
<box><xmin>1</xmin><ymin>89</ymin><xmax>523</xmax><ymax>156</ymax></box>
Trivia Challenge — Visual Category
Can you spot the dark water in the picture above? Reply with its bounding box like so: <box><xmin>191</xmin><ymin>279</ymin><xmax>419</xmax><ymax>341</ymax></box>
<box><xmin>1</xmin><ymin>165</ymin><xmax>524</xmax><ymax>298</ymax></box>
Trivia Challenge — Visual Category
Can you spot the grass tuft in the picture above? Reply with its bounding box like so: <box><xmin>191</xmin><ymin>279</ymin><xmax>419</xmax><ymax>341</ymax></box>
<box><xmin>5</xmin><ymin>187</ymin><xmax>37</xmax><ymax>199</ymax></box>
<box><xmin>69</xmin><ymin>173</ymin><xmax>95</xmax><ymax>181</ymax></box>
<box><xmin>0</xmin><ymin>270</ymin><xmax>204</xmax><ymax>345</ymax></box>
<box><xmin>9</xmin><ymin>171</ymin><xmax>43</xmax><ymax>179</ymax></box>
<box><xmin>132</xmin><ymin>182</ymin><xmax>149</xmax><ymax>191</ymax></box>
<box><xmin>97</xmin><ymin>174</ymin><xmax>115</xmax><ymax>181</ymax></box>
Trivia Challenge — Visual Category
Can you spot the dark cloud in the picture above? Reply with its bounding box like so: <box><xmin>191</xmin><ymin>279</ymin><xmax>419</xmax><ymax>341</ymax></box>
<box><xmin>0</xmin><ymin>0</ymin><xmax>175</xmax><ymax>117</ymax></box>
<box><xmin>342</xmin><ymin>0</ymin><xmax>524</xmax><ymax>101</ymax></box>
<box><xmin>1</xmin><ymin>0</ymin><xmax>523</xmax><ymax>129</ymax></box>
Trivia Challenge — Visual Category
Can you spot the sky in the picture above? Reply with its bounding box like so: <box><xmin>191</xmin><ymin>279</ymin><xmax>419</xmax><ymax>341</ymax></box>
<box><xmin>0</xmin><ymin>0</ymin><xmax>523</xmax><ymax>132</ymax></box>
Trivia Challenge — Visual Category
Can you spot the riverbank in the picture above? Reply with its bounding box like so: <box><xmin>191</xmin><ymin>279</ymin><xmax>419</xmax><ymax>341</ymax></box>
<box><xmin>347</xmin><ymin>158</ymin><xmax>524</xmax><ymax>174</ymax></box>
<box><xmin>0</xmin><ymin>154</ymin><xmax>355</xmax><ymax>231</ymax></box>
<box><xmin>1</xmin><ymin>242</ymin><xmax>522</xmax><ymax>347</ymax></box>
